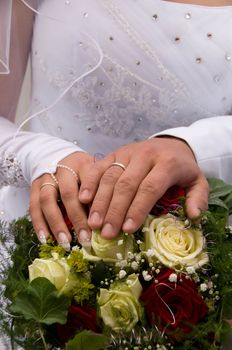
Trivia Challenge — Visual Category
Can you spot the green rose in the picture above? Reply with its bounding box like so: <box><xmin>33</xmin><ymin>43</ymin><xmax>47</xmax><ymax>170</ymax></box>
<box><xmin>82</xmin><ymin>230</ymin><xmax>134</xmax><ymax>263</ymax></box>
<box><xmin>98</xmin><ymin>274</ymin><xmax>143</xmax><ymax>332</ymax></box>
<box><xmin>29</xmin><ymin>253</ymin><xmax>78</xmax><ymax>295</ymax></box>
<box><xmin>144</xmin><ymin>214</ymin><xmax>208</xmax><ymax>270</ymax></box>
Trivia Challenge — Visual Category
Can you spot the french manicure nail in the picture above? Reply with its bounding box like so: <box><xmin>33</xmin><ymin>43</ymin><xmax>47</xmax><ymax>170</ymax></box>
<box><xmin>38</xmin><ymin>230</ymin><xmax>47</xmax><ymax>245</ymax></box>
<box><xmin>79</xmin><ymin>229</ymin><xmax>91</xmax><ymax>248</ymax></box>
<box><xmin>123</xmin><ymin>218</ymin><xmax>135</xmax><ymax>232</ymax></box>
<box><xmin>101</xmin><ymin>223</ymin><xmax>115</xmax><ymax>239</ymax></box>
<box><xmin>58</xmin><ymin>232</ymin><xmax>70</xmax><ymax>251</ymax></box>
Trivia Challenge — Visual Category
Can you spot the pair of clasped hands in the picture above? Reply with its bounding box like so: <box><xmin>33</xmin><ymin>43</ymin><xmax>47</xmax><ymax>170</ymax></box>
<box><xmin>30</xmin><ymin>137</ymin><xmax>209</xmax><ymax>250</ymax></box>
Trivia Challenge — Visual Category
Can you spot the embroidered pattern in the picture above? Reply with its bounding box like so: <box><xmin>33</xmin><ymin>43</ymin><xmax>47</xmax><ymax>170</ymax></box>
<box><xmin>0</xmin><ymin>152</ymin><xmax>28</xmax><ymax>188</ymax></box>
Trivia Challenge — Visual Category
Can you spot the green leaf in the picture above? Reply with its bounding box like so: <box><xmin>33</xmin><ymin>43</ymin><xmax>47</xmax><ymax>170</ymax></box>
<box><xmin>10</xmin><ymin>277</ymin><xmax>70</xmax><ymax>325</ymax></box>
<box><xmin>221</xmin><ymin>289</ymin><xmax>232</xmax><ymax>320</ymax></box>
<box><xmin>65</xmin><ymin>330</ymin><xmax>108</xmax><ymax>350</ymax></box>
<box><xmin>223</xmin><ymin>192</ymin><xmax>232</xmax><ymax>214</ymax></box>
<box><xmin>208</xmin><ymin>197</ymin><xmax>229</xmax><ymax>209</ymax></box>
<box><xmin>208</xmin><ymin>178</ymin><xmax>232</xmax><ymax>198</ymax></box>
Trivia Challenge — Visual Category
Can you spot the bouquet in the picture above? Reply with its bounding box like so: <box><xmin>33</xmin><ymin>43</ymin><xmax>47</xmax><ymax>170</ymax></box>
<box><xmin>1</xmin><ymin>178</ymin><xmax>232</xmax><ymax>350</ymax></box>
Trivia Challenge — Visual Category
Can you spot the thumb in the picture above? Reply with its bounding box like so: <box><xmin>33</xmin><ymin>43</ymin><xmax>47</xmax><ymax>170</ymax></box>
<box><xmin>185</xmin><ymin>176</ymin><xmax>209</xmax><ymax>219</ymax></box>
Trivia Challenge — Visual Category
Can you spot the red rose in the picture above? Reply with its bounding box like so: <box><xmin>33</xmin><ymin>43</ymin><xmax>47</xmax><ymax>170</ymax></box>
<box><xmin>56</xmin><ymin>304</ymin><xmax>97</xmax><ymax>344</ymax></box>
<box><xmin>58</xmin><ymin>200</ymin><xmax>73</xmax><ymax>231</ymax></box>
<box><xmin>151</xmin><ymin>186</ymin><xmax>185</xmax><ymax>216</ymax></box>
<box><xmin>140</xmin><ymin>269</ymin><xmax>208</xmax><ymax>336</ymax></box>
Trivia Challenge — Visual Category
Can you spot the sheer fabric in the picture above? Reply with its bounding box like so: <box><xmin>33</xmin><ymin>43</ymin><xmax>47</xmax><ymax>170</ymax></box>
<box><xmin>29</xmin><ymin>0</ymin><xmax>232</xmax><ymax>155</ymax></box>
<box><xmin>0</xmin><ymin>0</ymin><xmax>12</xmax><ymax>74</ymax></box>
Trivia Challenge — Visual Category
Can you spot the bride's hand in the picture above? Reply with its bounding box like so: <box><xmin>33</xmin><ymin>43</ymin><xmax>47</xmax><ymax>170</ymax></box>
<box><xmin>30</xmin><ymin>151</ymin><xmax>94</xmax><ymax>250</ymax></box>
<box><xmin>79</xmin><ymin>137</ymin><xmax>209</xmax><ymax>239</ymax></box>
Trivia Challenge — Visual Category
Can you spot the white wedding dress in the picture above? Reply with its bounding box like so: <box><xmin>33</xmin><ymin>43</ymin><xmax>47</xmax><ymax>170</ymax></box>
<box><xmin>0</xmin><ymin>0</ymin><xmax>232</xmax><ymax>218</ymax></box>
<box><xmin>1</xmin><ymin>1</ymin><xmax>232</xmax><ymax>349</ymax></box>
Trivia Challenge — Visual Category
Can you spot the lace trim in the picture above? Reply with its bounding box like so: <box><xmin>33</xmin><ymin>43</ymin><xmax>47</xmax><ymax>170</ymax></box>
<box><xmin>0</xmin><ymin>152</ymin><xmax>28</xmax><ymax>188</ymax></box>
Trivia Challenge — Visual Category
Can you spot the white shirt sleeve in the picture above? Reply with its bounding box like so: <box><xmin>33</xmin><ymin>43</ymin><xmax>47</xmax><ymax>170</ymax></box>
<box><xmin>0</xmin><ymin>117</ymin><xmax>84</xmax><ymax>188</ymax></box>
<box><xmin>150</xmin><ymin>116</ymin><xmax>232</xmax><ymax>184</ymax></box>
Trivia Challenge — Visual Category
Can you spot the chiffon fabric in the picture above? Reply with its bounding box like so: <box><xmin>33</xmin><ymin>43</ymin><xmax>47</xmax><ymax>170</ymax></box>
<box><xmin>0</xmin><ymin>0</ymin><xmax>232</xmax><ymax>220</ymax></box>
<box><xmin>0</xmin><ymin>0</ymin><xmax>12</xmax><ymax>74</ymax></box>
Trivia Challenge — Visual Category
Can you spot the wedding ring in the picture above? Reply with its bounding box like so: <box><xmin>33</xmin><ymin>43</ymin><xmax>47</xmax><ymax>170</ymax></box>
<box><xmin>110</xmin><ymin>162</ymin><xmax>126</xmax><ymax>171</ymax></box>
<box><xmin>57</xmin><ymin>164</ymin><xmax>79</xmax><ymax>181</ymax></box>
<box><xmin>50</xmin><ymin>172</ymin><xmax>59</xmax><ymax>186</ymax></box>
<box><xmin>40</xmin><ymin>182</ymin><xmax>58</xmax><ymax>191</ymax></box>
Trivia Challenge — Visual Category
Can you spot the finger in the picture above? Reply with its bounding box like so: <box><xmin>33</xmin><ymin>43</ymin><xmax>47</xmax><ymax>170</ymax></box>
<box><xmin>29</xmin><ymin>183</ymin><xmax>50</xmax><ymax>244</ymax></box>
<box><xmin>98</xmin><ymin>159</ymin><xmax>152</xmax><ymax>239</ymax></box>
<box><xmin>88</xmin><ymin>164</ymin><xmax>126</xmax><ymax>230</ymax></box>
<box><xmin>79</xmin><ymin>154</ymin><xmax>115</xmax><ymax>204</ymax></box>
<box><xmin>40</xmin><ymin>182</ymin><xmax>72</xmax><ymax>251</ymax></box>
<box><xmin>122</xmin><ymin>166</ymin><xmax>172</xmax><ymax>233</ymax></box>
<box><xmin>185</xmin><ymin>176</ymin><xmax>209</xmax><ymax>219</ymax></box>
<box><xmin>58</xmin><ymin>170</ymin><xmax>91</xmax><ymax>248</ymax></box>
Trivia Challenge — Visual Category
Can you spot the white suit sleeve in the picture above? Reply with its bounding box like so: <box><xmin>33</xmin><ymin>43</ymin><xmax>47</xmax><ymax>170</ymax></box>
<box><xmin>0</xmin><ymin>117</ymin><xmax>84</xmax><ymax>188</ymax></box>
<box><xmin>150</xmin><ymin>116</ymin><xmax>232</xmax><ymax>184</ymax></box>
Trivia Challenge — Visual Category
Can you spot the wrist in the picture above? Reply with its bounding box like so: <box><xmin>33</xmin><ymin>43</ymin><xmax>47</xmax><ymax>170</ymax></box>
<box><xmin>154</xmin><ymin>135</ymin><xmax>197</xmax><ymax>162</ymax></box>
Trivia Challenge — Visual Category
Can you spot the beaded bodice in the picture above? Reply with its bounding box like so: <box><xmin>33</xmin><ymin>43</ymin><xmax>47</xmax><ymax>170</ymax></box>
<box><xmin>30</xmin><ymin>0</ymin><xmax>232</xmax><ymax>155</ymax></box>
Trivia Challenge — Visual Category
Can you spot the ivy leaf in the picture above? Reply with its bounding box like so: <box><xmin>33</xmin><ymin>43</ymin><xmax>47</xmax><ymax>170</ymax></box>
<box><xmin>10</xmin><ymin>277</ymin><xmax>70</xmax><ymax>325</ymax></box>
<box><xmin>65</xmin><ymin>330</ymin><xmax>108</xmax><ymax>350</ymax></box>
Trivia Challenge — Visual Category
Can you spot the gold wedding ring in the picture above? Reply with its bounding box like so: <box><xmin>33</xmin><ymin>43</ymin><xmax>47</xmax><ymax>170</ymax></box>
<box><xmin>40</xmin><ymin>182</ymin><xmax>58</xmax><ymax>191</ymax></box>
<box><xmin>110</xmin><ymin>162</ymin><xmax>126</xmax><ymax>171</ymax></box>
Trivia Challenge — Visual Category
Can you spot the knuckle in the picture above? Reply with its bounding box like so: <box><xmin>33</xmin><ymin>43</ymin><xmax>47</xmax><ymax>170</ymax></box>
<box><xmin>61</xmin><ymin>189</ymin><xmax>75</xmax><ymax>201</ymax></box>
<box><xmin>140</xmin><ymin>143</ymin><xmax>154</xmax><ymax>157</ymax></box>
<box><xmin>159</xmin><ymin>155</ymin><xmax>177</xmax><ymax>169</ymax></box>
<box><xmin>101</xmin><ymin>171</ymin><xmax>115</xmax><ymax>185</ymax></box>
<box><xmin>140</xmin><ymin>179</ymin><xmax>157</xmax><ymax>195</ymax></box>
<box><xmin>82</xmin><ymin>174</ymin><xmax>97</xmax><ymax>187</ymax></box>
<box><xmin>115</xmin><ymin>177</ymin><xmax>135</xmax><ymax>193</ymax></box>
<box><xmin>40</xmin><ymin>191</ymin><xmax>53</xmax><ymax>204</ymax></box>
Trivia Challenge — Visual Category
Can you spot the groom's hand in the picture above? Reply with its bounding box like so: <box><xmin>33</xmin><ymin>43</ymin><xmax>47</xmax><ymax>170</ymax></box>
<box><xmin>79</xmin><ymin>137</ymin><xmax>209</xmax><ymax>239</ymax></box>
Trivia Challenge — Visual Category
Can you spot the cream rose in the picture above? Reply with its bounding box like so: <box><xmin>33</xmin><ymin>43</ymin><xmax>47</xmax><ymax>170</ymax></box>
<box><xmin>98</xmin><ymin>274</ymin><xmax>143</xmax><ymax>333</ymax></box>
<box><xmin>144</xmin><ymin>214</ymin><xmax>208</xmax><ymax>270</ymax></box>
<box><xmin>82</xmin><ymin>230</ymin><xmax>134</xmax><ymax>263</ymax></box>
<box><xmin>28</xmin><ymin>253</ymin><xmax>76</xmax><ymax>294</ymax></box>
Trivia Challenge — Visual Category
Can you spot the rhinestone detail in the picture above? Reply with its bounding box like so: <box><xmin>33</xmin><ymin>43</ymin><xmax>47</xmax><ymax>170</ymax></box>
<box><xmin>185</xmin><ymin>13</ymin><xmax>191</xmax><ymax>19</ymax></box>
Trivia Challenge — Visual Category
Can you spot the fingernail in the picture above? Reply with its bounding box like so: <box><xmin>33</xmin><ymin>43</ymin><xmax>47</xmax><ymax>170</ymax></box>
<box><xmin>89</xmin><ymin>212</ymin><xmax>101</xmax><ymax>226</ymax></box>
<box><xmin>79</xmin><ymin>229</ymin><xmax>91</xmax><ymax>248</ymax></box>
<box><xmin>79</xmin><ymin>189</ymin><xmax>90</xmax><ymax>201</ymax></box>
<box><xmin>101</xmin><ymin>223</ymin><xmax>116</xmax><ymax>239</ymax></box>
<box><xmin>38</xmin><ymin>230</ymin><xmax>47</xmax><ymax>245</ymax></box>
<box><xmin>123</xmin><ymin>218</ymin><xmax>135</xmax><ymax>232</ymax></box>
<box><xmin>58</xmin><ymin>232</ymin><xmax>70</xmax><ymax>251</ymax></box>
<box><xmin>189</xmin><ymin>207</ymin><xmax>201</xmax><ymax>219</ymax></box>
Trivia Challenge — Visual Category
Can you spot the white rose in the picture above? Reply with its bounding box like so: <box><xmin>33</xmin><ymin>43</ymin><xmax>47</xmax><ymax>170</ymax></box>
<box><xmin>144</xmin><ymin>214</ymin><xmax>208</xmax><ymax>270</ymax></box>
<box><xmin>82</xmin><ymin>230</ymin><xmax>134</xmax><ymax>263</ymax></box>
<box><xmin>98</xmin><ymin>274</ymin><xmax>143</xmax><ymax>333</ymax></box>
<box><xmin>28</xmin><ymin>254</ymin><xmax>78</xmax><ymax>294</ymax></box>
